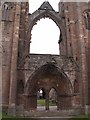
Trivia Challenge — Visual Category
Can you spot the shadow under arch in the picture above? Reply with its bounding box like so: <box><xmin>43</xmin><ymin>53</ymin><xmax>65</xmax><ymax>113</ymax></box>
<box><xmin>24</xmin><ymin>63</ymin><xmax>73</xmax><ymax>111</ymax></box>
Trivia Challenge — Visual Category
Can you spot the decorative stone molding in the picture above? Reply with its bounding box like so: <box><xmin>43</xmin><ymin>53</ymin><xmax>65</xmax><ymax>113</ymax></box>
<box><xmin>83</xmin><ymin>9</ymin><xmax>90</xmax><ymax>30</ymax></box>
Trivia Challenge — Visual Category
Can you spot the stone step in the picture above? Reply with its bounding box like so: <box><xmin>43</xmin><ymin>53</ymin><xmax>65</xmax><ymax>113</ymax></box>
<box><xmin>2</xmin><ymin>118</ymin><xmax>71</xmax><ymax>120</ymax></box>
<box><xmin>24</xmin><ymin>110</ymin><xmax>77</xmax><ymax>117</ymax></box>
<box><xmin>29</xmin><ymin>117</ymin><xmax>71</xmax><ymax>120</ymax></box>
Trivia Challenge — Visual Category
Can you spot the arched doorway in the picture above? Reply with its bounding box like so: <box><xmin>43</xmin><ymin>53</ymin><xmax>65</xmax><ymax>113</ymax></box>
<box><xmin>24</xmin><ymin>63</ymin><xmax>73</xmax><ymax>111</ymax></box>
<box><xmin>49</xmin><ymin>88</ymin><xmax>57</xmax><ymax>111</ymax></box>
<box><xmin>37</xmin><ymin>88</ymin><xmax>46</xmax><ymax>111</ymax></box>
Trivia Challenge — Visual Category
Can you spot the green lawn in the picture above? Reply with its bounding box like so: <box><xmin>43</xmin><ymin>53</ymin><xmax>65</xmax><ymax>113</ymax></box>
<box><xmin>1</xmin><ymin>112</ymin><xmax>37</xmax><ymax>119</ymax></box>
<box><xmin>37</xmin><ymin>99</ymin><xmax>57</xmax><ymax>106</ymax></box>
<box><xmin>70</xmin><ymin>114</ymin><xmax>90</xmax><ymax>120</ymax></box>
<box><xmin>49</xmin><ymin>100</ymin><xmax>57</xmax><ymax>106</ymax></box>
<box><xmin>1</xmin><ymin>112</ymin><xmax>90</xmax><ymax>120</ymax></box>
<box><xmin>37</xmin><ymin>99</ymin><xmax>45</xmax><ymax>106</ymax></box>
<box><xmin>1</xmin><ymin>110</ymin><xmax>90</xmax><ymax>120</ymax></box>
<box><xmin>2</xmin><ymin>112</ymin><xmax>17</xmax><ymax>118</ymax></box>
<box><xmin>2</xmin><ymin>114</ymin><xmax>90</xmax><ymax>120</ymax></box>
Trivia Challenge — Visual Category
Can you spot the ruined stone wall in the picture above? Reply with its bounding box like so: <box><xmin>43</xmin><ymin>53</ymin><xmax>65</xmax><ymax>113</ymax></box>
<box><xmin>88</xmin><ymin>2</ymin><xmax>90</xmax><ymax>111</ymax></box>
<box><xmin>2</xmin><ymin>2</ymin><xmax>29</xmax><ymax>113</ymax></box>
<box><xmin>60</xmin><ymin>2</ymin><xmax>89</xmax><ymax>111</ymax></box>
<box><xmin>1</xmin><ymin>0</ymin><xmax>90</xmax><ymax>115</ymax></box>
<box><xmin>2</xmin><ymin>3</ymin><xmax>16</xmax><ymax>110</ymax></box>
<box><xmin>18</xmin><ymin>2</ymin><xmax>29</xmax><ymax>62</ymax></box>
<box><xmin>18</xmin><ymin>54</ymin><xmax>77</xmax><ymax>84</ymax></box>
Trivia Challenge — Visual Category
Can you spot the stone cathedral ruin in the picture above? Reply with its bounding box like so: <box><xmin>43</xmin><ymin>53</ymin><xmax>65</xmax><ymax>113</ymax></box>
<box><xmin>1</xmin><ymin>0</ymin><xmax>90</xmax><ymax>116</ymax></box>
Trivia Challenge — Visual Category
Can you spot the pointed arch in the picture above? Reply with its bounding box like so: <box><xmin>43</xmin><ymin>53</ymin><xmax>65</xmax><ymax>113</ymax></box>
<box><xmin>25</xmin><ymin>63</ymin><xmax>73</xmax><ymax>95</ymax></box>
<box><xmin>83</xmin><ymin>9</ymin><xmax>90</xmax><ymax>30</ymax></box>
<box><xmin>24</xmin><ymin>63</ymin><xmax>73</xmax><ymax>110</ymax></box>
<box><xmin>49</xmin><ymin>88</ymin><xmax>57</xmax><ymax>102</ymax></box>
<box><xmin>27</xmin><ymin>10</ymin><xmax>64</xmax><ymax>41</ymax></box>
<box><xmin>26</xmin><ymin>2</ymin><xmax>67</xmax><ymax>53</ymax></box>
<box><xmin>30</xmin><ymin>18</ymin><xmax>60</xmax><ymax>54</ymax></box>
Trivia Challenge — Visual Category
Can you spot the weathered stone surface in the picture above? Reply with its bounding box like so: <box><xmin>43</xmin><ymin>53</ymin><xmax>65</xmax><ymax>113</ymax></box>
<box><xmin>18</xmin><ymin>54</ymin><xmax>78</xmax><ymax>84</ymax></box>
<box><xmin>1</xmin><ymin>1</ymin><xmax>90</xmax><ymax>116</ymax></box>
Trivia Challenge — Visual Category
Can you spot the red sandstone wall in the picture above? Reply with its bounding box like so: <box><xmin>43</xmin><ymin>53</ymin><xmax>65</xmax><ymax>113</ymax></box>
<box><xmin>61</xmin><ymin>2</ymin><xmax>89</xmax><ymax>108</ymax></box>
<box><xmin>1</xmin><ymin>1</ymin><xmax>90</xmax><ymax>114</ymax></box>
<box><xmin>2</xmin><ymin>2</ymin><xmax>29</xmax><ymax>112</ymax></box>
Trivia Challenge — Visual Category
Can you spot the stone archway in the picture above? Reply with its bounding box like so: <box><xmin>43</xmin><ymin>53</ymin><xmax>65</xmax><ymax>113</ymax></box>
<box><xmin>49</xmin><ymin>88</ymin><xmax>58</xmax><ymax>111</ymax></box>
<box><xmin>24</xmin><ymin>63</ymin><xmax>73</xmax><ymax>111</ymax></box>
<box><xmin>24</xmin><ymin>1</ymin><xmax>67</xmax><ymax>55</ymax></box>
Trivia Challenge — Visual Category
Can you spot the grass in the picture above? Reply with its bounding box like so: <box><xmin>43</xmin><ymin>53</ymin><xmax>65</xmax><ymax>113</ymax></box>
<box><xmin>1</xmin><ymin>112</ymin><xmax>38</xmax><ymax>120</ymax></box>
<box><xmin>1</xmin><ymin>112</ymin><xmax>90</xmax><ymax>120</ymax></box>
<box><xmin>70</xmin><ymin>114</ymin><xmax>90</xmax><ymax>120</ymax></box>
<box><xmin>1</xmin><ymin>110</ymin><xmax>90</xmax><ymax>120</ymax></box>
<box><xmin>37</xmin><ymin>99</ymin><xmax>45</xmax><ymax>106</ymax></box>
<box><xmin>49</xmin><ymin>100</ymin><xmax>57</xmax><ymax>106</ymax></box>
<box><xmin>2</xmin><ymin>112</ymin><xmax>17</xmax><ymax>118</ymax></box>
<box><xmin>37</xmin><ymin>99</ymin><xmax>57</xmax><ymax>106</ymax></box>
<box><xmin>2</xmin><ymin>113</ymin><xmax>90</xmax><ymax>120</ymax></box>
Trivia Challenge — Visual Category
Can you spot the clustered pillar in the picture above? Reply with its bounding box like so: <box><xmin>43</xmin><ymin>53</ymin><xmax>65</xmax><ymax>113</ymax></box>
<box><xmin>8</xmin><ymin>3</ymin><xmax>21</xmax><ymax>115</ymax></box>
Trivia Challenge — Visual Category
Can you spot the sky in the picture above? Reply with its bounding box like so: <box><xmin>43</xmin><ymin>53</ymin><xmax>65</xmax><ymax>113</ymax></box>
<box><xmin>29</xmin><ymin>0</ymin><xmax>60</xmax><ymax>54</ymax></box>
<box><xmin>29</xmin><ymin>0</ymin><xmax>60</xmax><ymax>13</ymax></box>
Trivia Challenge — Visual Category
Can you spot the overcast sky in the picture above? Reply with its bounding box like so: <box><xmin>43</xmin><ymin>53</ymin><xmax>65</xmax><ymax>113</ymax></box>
<box><xmin>29</xmin><ymin>0</ymin><xmax>60</xmax><ymax>54</ymax></box>
<box><xmin>29</xmin><ymin>0</ymin><xmax>60</xmax><ymax>13</ymax></box>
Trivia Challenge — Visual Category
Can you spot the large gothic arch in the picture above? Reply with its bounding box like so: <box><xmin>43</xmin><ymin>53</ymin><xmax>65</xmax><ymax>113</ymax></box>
<box><xmin>25</xmin><ymin>63</ymin><xmax>73</xmax><ymax>94</ymax></box>
<box><xmin>26</xmin><ymin>1</ymin><xmax>66</xmax><ymax>53</ymax></box>
<box><xmin>24</xmin><ymin>63</ymin><xmax>73</xmax><ymax>110</ymax></box>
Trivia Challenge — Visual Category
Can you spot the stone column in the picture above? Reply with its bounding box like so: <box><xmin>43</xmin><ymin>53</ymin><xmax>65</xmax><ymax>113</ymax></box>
<box><xmin>2</xmin><ymin>4</ymin><xmax>15</xmax><ymax>111</ymax></box>
<box><xmin>59</xmin><ymin>96</ymin><xmax>72</xmax><ymax>110</ymax></box>
<box><xmin>88</xmin><ymin>32</ymin><xmax>90</xmax><ymax>113</ymax></box>
<box><xmin>8</xmin><ymin>3</ymin><xmax>21</xmax><ymax>116</ymax></box>
<box><xmin>88</xmin><ymin>1</ymin><xmax>90</xmax><ymax>114</ymax></box>
<box><xmin>0</xmin><ymin>3</ymin><xmax>2</xmax><ymax>113</ymax></box>
<box><xmin>57</xmin><ymin>95</ymin><xmax>60</xmax><ymax>110</ymax></box>
<box><xmin>68</xmin><ymin>3</ymin><xmax>78</xmax><ymax>60</ymax></box>
<box><xmin>88</xmin><ymin>20</ymin><xmax>90</xmax><ymax>113</ymax></box>
<box><xmin>64</xmin><ymin>2</ymin><xmax>72</xmax><ymax>57</ymax></box>
<box><xmin>45</xmin><ymin>92</ymin><xmax>49</xmax><ymax>111</ymax></box>
<box><xmin>24</xmin><ymin>94</ymin><xmax>37</xmax><ymax>111</ymax></box>
<box><xmin>18</xmin><ymin>2</ymin><xmax>29</xmax><ymax>62</ymax></box>
<box><xmin>77</xmin><ymin>3</ymin><xmax>88</xmax><ymax>113</ymax></box>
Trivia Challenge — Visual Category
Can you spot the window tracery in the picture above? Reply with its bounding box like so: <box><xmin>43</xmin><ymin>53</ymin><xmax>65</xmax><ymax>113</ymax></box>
<box><xmin>2</xmin><ymin>2</ymin><xmax>14</xmax><ymax>21</ymax></box>
<box><xmin>83</xmin><ymin>10</ymin><xmax>90</xmax><ymax>30</ymax></box>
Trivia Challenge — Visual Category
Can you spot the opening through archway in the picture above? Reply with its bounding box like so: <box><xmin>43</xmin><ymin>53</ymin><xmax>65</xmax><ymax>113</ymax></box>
<box><xmin>37</xmin><ymin>88</ymin><xmax>46</xmax><ymax>111</ymax></box>
<box><xmin>49</xmin><ymin>88</ymin><xmax>57</xmax><ymax>111</ymax></box>
<box><xmin>25</xmin><ymin>63</ymin><xmax>73</xmax><ymax>111</ymax></box>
